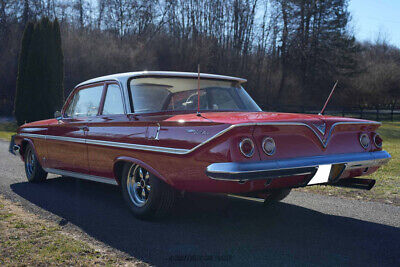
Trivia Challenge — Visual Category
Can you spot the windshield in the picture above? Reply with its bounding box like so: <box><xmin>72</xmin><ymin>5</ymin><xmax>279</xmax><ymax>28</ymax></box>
<box><xmin>129</xmin><ymin>77</ymin><xmax>261</xmax><ymax>113</ymax></box>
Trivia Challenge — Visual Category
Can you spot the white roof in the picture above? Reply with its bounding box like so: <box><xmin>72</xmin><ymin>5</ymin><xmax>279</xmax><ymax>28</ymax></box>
<box><xmin>76</xmin><ymin>71</ymin><xmax>247</xmax><ymax>88</ymax></box>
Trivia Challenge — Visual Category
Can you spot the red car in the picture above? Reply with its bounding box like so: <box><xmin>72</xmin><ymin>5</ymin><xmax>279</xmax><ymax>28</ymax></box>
<box><xmin>10</xmin><ymin>71</ymin><xmax>391</xmax><ymax>219</ymax></box>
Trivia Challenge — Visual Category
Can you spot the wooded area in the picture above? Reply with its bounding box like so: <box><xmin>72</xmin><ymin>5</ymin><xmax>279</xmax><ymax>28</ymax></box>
<box><xmin>0</xmin><ymin>0</ymin><xmax>399</xmax><ymax>116</ymax></box>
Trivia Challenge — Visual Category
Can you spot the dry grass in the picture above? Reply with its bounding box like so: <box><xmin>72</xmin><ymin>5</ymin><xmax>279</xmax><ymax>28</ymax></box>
<box><xmin>0</xmin><ymin>196</ymin><xmax>146</xmax><ymax>266</ymax></box>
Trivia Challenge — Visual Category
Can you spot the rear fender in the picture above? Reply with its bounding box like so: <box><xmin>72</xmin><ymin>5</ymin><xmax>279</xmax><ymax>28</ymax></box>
<box><xmin>113</xmin><ymin>156</ymin><xmax>172</xmax><ymax>186</ymax></box>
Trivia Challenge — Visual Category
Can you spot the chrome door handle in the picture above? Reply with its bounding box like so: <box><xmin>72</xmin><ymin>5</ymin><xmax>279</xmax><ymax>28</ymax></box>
<box><xmin>148</xmin><ymin>123</ymin><xmax>161</xmax><ymax>140</ymax></box>
<box><xmin>154</xmin><ymin>123</ymin><xmax>160</xmax><ymax>140</ymax></box>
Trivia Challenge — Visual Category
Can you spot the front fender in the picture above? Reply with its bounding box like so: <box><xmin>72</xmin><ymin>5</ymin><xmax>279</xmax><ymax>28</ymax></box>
<box><xmin>17</xmin><ymin>137</ymin><xmax>35</xmax><ymax>160</ymax></box>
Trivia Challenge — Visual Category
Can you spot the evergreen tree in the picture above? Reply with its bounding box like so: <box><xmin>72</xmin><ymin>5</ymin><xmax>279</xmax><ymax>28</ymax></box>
<box><xmin>14</xmin><ymin>17</ymin><xmax>64</xmax><ymax>125</ymax></box>
<box><xmin>14</xmin><ymin>22</ymin><xmax>34</xmax><ymax>126</ymax></box>
<box><xmin>50</xmin><ymin>18</ymin><xmax>64</xmax><ymax>112</ymax></box>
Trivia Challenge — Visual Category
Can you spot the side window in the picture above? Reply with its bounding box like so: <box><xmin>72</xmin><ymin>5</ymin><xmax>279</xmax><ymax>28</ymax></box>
<box><xmin>130</xmin><ymin>84</ymin><xmax>170</xmax><ymax>113</ymax></box>
<box><xmin>102</xmin><ymin>84</ymin><xmax>124</xmax><ymax>115</ymax></box>
<box><xmin>65</xmin><ymin>85</ymin><xmax>103</xmax><ymax>117</ymax></box>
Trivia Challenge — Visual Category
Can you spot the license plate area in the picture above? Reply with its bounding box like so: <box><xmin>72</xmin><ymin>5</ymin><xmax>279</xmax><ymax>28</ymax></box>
<box><xmin>307</xmin><ymin>164</ymin><xmax>332</xmax><ymax>185</ymax></box>
<box><xmin>307</xmin><ymin>164</ymin><xmax>346</xmax><ymax>185</ymax></box>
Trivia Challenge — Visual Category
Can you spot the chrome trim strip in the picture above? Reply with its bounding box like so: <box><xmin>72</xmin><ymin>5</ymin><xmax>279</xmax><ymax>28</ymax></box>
<box><xmin>206</xmin><ymin>151</ymin><xmax>391</xmax><ymax>181</ymax></box>
<box><xmin>19</xmin><ymin>133</ymin><xmax>189</xmax><ymax>154</ymax></box>
<box><xmin>44</xmin><ymin>168</ymin><xmax>118</xmax><ymax>185</ymax></box>
<box><xmin>218</xmin><ymin>121</ymin><xmax>378</xmax><ymax>149</ymax></box>
<box><xmin>85</xmin><ymin>138</ymin><xmax>189</xmax><ymax>154</ymax></box>
<box><xmin>209</xmin><ymin>169</ymin><xmax>317</xmax><ymax>182</ymax></box>
<box><xmin>186</xmin><ymin>121</ymin><xmax>380</xmax><ymax>152</ymax></box>
<box><xmin>76</xmin><ymin>71</ymin><xmax>247</xmax><ymax>88</ymax></box>
<box><xmin>19</xmin><ymin>121</ymin><xmax>380</xmax><ymax>155</ymax></box>
<box><xmin>20</xmin><ymin>133</ymin><xmax>86</xmax><ymax>144</ymax></box>
<box><xmin>46</xmin><ymin>135</ymin><xmax>86</xmax><ymax>144</ymax></box>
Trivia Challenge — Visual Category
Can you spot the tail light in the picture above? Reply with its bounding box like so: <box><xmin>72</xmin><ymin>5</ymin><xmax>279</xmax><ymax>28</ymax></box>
<box><xmin>373</xmin><ymin>133</ymin><xmax>383</xmax><ymax>148</ymax></box>
<box><xmin>262</xmin><ymin>137</ymin><xmax>276</xmax><ymax>156</ymax></box>
<box><xmin>359</xmin><ymin>133</ymin><xmax>370</xmax><ymax>149</ymax></box>
<box><xmin>239</xmin><ymin>138</ymin><xmax>254</xmax><ymax>158</ymax></box>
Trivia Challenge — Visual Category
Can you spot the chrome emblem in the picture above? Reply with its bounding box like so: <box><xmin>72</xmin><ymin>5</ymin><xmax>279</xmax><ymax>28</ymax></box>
<box><xmin>313</xmin><ymin>123</ymin><xmax>326</xmax><ymax>135</ymax></box>
<box><xmin>186</xmin><ymin>129</ymin><xmax>209</xmax><ymax>135</ymax></box>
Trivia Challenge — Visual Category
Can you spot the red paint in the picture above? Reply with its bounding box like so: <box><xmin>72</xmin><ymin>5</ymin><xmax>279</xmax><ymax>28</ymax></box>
<box><xmin>14</xmin><ymin>86</ymin><xmax>384</xmax><ymax>194</ymax></box>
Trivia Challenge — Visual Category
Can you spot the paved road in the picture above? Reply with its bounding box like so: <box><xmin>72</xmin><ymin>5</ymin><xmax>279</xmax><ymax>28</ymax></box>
<box><xmin>1</xmin><ymin>140</ymin><xmax>399</xmax><ymax>266</ymax></box>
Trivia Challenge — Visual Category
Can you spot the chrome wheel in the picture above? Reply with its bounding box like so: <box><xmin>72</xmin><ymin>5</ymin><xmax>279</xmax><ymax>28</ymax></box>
<box><xmin>121</xmin><ymin>162</ymin><xmax>176</xmax><ymax>219</ymax></box>
<box><xmin>25</xmin><ymin>148</ymin><xmax>36</xmax><ymax>177</ymax></box>
<box><xmin>126</xmin><ymin>165</ymin><xmax>151</xmax><ymax>207</ymax></box>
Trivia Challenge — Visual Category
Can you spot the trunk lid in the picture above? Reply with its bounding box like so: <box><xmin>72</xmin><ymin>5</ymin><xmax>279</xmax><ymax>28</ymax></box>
<box><xmin>165</xmin><ymin>111</ymin><xmax>380</xmax><ymax>156</ymax></box>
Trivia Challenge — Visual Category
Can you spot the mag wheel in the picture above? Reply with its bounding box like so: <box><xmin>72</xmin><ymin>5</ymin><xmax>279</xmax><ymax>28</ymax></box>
<box><xmin>121</xmin><ymin>163</ymin><xmax>175</xmax><ymax>220</ymax></box>
<box><xmin>24</xmin><ymin>144</ymin><xmax>47</xmax><ymax>183</ymax></box>
<box><xmin>263</xmin><ymin>189</ymin><xmax>292</xmax><ymax>205</ymax></box>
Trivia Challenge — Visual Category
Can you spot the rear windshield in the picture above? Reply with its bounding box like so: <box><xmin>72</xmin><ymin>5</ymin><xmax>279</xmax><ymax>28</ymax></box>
<box><xmin>129</xmin><ymin>77</ymin><xmax>261</xmax><ymax>113</ymax></box>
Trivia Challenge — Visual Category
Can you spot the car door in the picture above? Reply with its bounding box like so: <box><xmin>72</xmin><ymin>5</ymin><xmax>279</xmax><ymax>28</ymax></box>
<box><xmin>86</xmin><ymin>82</ymin><xmax>148</xmax><ymax>178</ymax></box>
<box><xmin>46</xmin><ymin>83</ymin><xmax>105</xmax><ymax>174</ymax></box>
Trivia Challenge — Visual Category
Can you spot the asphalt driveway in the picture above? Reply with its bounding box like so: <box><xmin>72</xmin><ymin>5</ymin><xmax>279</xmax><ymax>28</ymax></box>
<box><xmin>0</xmin><ymin>140</ymin><xmax>399</xmax><ymax>266</ymax></box>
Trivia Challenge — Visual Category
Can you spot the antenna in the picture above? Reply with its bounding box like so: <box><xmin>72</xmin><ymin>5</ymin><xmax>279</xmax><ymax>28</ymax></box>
<box><xmin>319</xmin><ymin>80</ymin><xmax>338</xmax><ymax>115</ymax></box>
<box><xmin>197</xmin><ymin>64</ymin><xmax>201</xmax><ymax>116</ymax></box>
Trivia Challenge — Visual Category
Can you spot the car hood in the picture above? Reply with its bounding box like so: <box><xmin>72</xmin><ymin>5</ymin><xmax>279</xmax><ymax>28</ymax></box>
<box><xmin>165</xmin><ymin>111</ymin><xmax>376</xmax><ymax>126</ymax></box>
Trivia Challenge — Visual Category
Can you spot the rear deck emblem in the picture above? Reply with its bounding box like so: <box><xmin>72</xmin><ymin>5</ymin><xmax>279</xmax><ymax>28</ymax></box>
<box><xmin>313</xmin><ymin>123</ymin><xmax>326</xmax><ymax>135</ymax></box>
<box><xmin>186</xmin><ymin>129</ymin><xmax>209</xmax><ymax>135</ymax></box>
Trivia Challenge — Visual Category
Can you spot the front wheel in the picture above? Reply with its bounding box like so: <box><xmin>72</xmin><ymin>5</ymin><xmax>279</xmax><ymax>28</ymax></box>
<box><xmin>121</xmin><ymin>163</ymin><xmax>175</xmax><ymax>220</ymax></box>
<box><xmin>24</xmin><ymin>144</ymin><xmax>47</xmax><ymax>183</ymax></box>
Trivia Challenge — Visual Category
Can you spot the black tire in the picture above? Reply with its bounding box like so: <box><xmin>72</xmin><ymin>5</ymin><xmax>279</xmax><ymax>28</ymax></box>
<box><xmin>263</xmin><ymin>189</ymin><xmax>291</xmax><ymax>205</ymax></box>
<box><xmin>121</xmin><ymin>163</ymin><xmax>175</xmax><ymax>220</ymax></box>
<box><xmin>24</xmin><ymin>144</ymin><xmax>47</xmax><ymax>183</ymax></box>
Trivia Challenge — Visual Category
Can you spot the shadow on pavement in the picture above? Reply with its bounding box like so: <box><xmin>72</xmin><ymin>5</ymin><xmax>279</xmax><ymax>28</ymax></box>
<box><xmin>10</xmin><ymin>177</ymin><xmax>400</xmax><ymax>266</ymax></box>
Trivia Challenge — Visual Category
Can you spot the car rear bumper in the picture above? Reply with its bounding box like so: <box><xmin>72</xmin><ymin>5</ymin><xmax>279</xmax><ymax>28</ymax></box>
<box><xmin>205</xmin><ymin>151</ymin><xmax>391</xmax><ymax>182</ymax></box>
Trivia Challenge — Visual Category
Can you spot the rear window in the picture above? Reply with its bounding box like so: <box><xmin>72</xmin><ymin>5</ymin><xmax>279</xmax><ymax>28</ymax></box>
<box><xmin>129</xmin><ymin>76</ymin><xmax>261</xmax><ymax>113</ymax></box>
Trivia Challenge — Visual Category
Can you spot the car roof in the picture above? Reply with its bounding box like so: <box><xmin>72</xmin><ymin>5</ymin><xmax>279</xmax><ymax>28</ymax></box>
<box><xmin>75</xmin><ymin>71</ymin><xmax>247</xmax><ymax>88</ymax></box>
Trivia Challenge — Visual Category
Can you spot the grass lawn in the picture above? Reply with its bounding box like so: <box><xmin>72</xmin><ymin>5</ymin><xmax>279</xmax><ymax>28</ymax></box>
<box><xmin>0</xmin><ymin>122</ymin><xmax>17</xmax><ymax>141</ymax></box>
<box><xmin>297</xmin><ymin>122</ymin><xmax>400</xmax><ymax>205</ymax></box>
<box><xmin>0</xmin><ymin>196</ymin><xmax>143</xmax><ymax>266</ymax></box>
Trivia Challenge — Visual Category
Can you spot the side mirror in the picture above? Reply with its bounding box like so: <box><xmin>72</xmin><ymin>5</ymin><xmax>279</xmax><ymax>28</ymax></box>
<box><xmin>54</xmin><ymin>111</ymin><xmax>62</xmax><ymax>121</ymax></box>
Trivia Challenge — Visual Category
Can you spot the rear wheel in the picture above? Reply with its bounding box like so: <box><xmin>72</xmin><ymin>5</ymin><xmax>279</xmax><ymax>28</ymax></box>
<box><xmin>121</xmin><ymin>163</ymin><xmax>175</xmax><ymax>220</ymax></box>
<box><xmin>24</xmin><ymin>144</ymin><xmax>47</xmax><ymax>183</ymax></box>
<box><xmin>263</xmin><ymin>189</ymin><xmax>291</xmax><ymax>205</ymax></box>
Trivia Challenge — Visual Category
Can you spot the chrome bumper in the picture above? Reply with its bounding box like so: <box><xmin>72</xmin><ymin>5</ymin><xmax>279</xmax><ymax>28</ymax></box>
<box><xmin>206</xmin><ymin>151</ymin><xmax>391</xmax><ymax>182</ymax></box>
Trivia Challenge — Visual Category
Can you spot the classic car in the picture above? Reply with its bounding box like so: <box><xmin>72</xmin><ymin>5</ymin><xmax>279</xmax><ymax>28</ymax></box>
<box><xmin>9</xmin><ymin>71</ymin><xmax>391</xmax><ymax>219</ymax></box>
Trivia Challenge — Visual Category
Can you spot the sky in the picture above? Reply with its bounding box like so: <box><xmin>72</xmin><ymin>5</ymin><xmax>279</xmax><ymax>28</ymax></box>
<box><xmin>349</xmin><ymin>0</ymin><xmax>400</xmax><ymax>47</ymax></box>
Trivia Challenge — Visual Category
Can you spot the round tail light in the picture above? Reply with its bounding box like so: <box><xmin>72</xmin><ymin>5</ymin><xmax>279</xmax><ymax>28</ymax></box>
<box><xmin>262</xmin><ymin>137</ymin><xmax>276</xmax><ymax>156</ymax></box>
<box><xmin>359</xmin><ymin>133</ymin><xmax>370</xmax><ymax>149</ymax></box>
<box><xmin>374</xmin><ymin>133</ymin><xmax>382</xmax><ymax>148</ymax></box>
<box><xmin>239</xmin><ymin>138</ymin><xmax>254</xmax><ymax>158</ymax></box>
